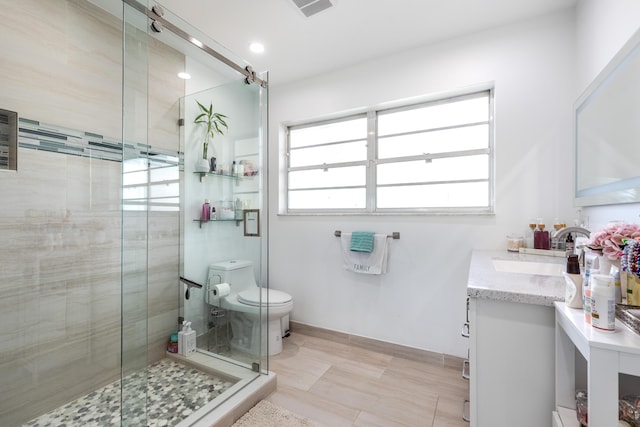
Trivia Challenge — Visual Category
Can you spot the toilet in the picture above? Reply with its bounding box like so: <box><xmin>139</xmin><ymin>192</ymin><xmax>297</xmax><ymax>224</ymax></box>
<box><xmin>207</xmin><ymin>259</ymin><xmax>293</xmax><ymax>356</ymax></box>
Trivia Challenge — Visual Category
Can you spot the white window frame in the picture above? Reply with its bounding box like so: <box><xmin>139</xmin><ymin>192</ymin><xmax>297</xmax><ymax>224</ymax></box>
<box><xmin>283</xmin><ymin>87</ymin><xmax>495</xmax><ymax>215</ymax></box>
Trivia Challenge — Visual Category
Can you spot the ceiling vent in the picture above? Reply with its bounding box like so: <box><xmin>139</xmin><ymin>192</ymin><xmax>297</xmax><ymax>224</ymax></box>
<box><xmin>291</xmin><ymin>0</ymin><xmax>333</xmax><ymax>18</ymax></box>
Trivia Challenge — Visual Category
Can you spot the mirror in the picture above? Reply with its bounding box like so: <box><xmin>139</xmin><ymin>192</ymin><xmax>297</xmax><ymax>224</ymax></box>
<box><xmin>0</xmin><ymin>109</ymin><xmax>17</xmax><ymax>171</ymax></box>
<box><xmin>575</xmin><ymin>28</ymin><xmax>640</xmax><ymax>206</ymax></box>
<box><xmin>243</xmin><ymin>209</ymin><xmax>260</xmax><ymax>236</ymax></box>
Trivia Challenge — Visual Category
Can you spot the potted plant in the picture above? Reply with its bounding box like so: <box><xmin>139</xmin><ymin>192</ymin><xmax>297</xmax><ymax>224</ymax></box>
<box><xmin>193</xmin><ymin>100</ymin><xmax>228</xmax><ymax>172</ymax></box>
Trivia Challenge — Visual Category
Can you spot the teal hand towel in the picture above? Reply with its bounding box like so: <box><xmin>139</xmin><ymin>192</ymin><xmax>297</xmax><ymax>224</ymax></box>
<box><xmin>350</xmin><ymin>231</ymin><xmax>375</xmax><ymax>253</ymax></box>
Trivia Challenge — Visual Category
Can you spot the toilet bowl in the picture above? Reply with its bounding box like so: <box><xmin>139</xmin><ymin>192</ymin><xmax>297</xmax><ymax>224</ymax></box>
<box><xmin>207</xmin><ymin>259</ymin><xmax>293</xmax><ymax>356</ymax></box>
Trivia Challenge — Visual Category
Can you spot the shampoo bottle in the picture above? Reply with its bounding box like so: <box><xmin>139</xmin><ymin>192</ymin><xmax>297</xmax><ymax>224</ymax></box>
<box><xmin>564</xmin><ymin>254</ymin><xmax>583</xmax><ymax>308</ymax></box>
<box><xmin>201</xmin><ymin>199</ymin><xmax>211</xmax><ymax>222</ymax></box>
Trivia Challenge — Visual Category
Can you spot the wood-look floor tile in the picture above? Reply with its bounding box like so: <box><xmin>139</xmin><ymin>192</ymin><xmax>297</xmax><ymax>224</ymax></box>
<box><xmin>270</xmin><ymin>332</ymin><xmax>469</xmax><ymax>427</ymax></box>
<box><xmin>353</xmin><ymin>409</ymin><xmax>431</xmax><ymax>427</ymax></box>
<box><xmin>269</xmin><ymin>348</ymin><xmax>332</xmax><ymax>391</ymax></box>
<box><xmin>432</xmin><ymin>395</ymin><xmax>469</xmax><ymax>427</ymax></box>
<box><xmin>267</xmin><ymin>384</ymin><xmax>358</xmax><ymax>427</ymax></box>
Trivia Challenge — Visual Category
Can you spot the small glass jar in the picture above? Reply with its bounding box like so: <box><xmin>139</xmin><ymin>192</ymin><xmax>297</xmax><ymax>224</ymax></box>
<box><xmin>506</xmin><ymin>234</ymin><xmax>524</xmax><ymax>252</ymax></box>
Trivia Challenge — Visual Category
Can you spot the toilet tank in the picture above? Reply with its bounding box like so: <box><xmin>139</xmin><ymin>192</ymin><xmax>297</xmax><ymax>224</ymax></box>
<box><xmin>208</xmin><ymin>259</ymin><xmax>256</xmax><ymax>292</ymax></box>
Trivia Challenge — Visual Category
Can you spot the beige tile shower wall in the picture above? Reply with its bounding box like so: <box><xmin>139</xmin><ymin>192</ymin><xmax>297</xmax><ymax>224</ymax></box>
<box><xmin>0</xmin><ymin>0</ymin><xmax>122</xmax><ymax>138</ymax></box>
<box><xmin>147</xmin><ymin>212</ymin><xmax>181</xmax><ymax>362</ymax></box>
<box><xmin>0</xmin><ymin>150</ymin><xmax>123</xmax><ymax>425</ymax></box>
<box><xmin>0</xmin><ymin>0</ymin><xmax>184</xmax><ymax>424</ymax></box>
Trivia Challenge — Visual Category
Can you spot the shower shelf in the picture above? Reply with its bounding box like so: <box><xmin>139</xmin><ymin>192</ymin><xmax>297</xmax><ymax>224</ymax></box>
<box><xmin>193</xmin><ymin>218</ymin><xmax>242</xmax><ymax>228</ymax></box>
<box><xmin>194</xmin><ymin>171</ymin><xmax>257</xmax><ymax>182</ymax></box>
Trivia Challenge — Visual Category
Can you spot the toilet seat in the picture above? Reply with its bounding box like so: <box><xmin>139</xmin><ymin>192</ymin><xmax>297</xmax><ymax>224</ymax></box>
<box><xmin>238</xmin><ymin>287</ymin><xmax>292</xmax><ymax>307</ymax></box>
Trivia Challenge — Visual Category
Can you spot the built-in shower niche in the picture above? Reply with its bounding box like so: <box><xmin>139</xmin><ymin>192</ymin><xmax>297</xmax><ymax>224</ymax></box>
<box><xmin>0</xmin><ymin>108</ymin><xmax>17</xmax><ymax>170</ymax></box>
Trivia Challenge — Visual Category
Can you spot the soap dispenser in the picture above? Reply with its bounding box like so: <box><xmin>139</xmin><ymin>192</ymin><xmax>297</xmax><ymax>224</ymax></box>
<box><xmin>534</xmin><ymin>219</ymin><xmax>549</xmax><ymax>249</ymax></box>
<box><xmin>183</xmin><ymin>322</ymin><xmax>196</xmax><ymax>356</ymax></box>
<box><xmin>178</xmin><ymin>321</ymin><xmax>187</xmax><ymax>356</ymax></box>
<box><xmin>564</xmin><ymin>254</ymin><xmax>583</xmax><ymax>308</ymax></box>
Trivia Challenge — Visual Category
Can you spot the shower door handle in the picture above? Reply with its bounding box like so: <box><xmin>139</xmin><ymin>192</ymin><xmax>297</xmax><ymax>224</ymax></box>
<box><xmin>180</xmin><ymin>277</ymin><xmax>203</xmax><ymax>288</ymax></box>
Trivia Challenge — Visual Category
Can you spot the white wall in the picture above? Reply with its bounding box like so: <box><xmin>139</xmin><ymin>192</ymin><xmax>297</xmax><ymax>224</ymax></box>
<box><xmin>575</xmin><ymin>0</ymin><xmax>640</xmax><ymax>230</ymax></box>
<box><xmin>269</xmin><ymin>10</ymin><xmax>577</xmax><ymax>358</ymax></box>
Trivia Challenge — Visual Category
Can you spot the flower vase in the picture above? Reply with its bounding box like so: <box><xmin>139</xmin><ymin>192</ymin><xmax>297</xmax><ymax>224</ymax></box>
<box><xmin>597</xmin><ymin>255</ymin><xmax>619</xmax><ymax>275</ymax></box>
<box><xmin>195</xmin><ymin>158</ymin><xmax>210</xmax><ymax>172</ymax></box>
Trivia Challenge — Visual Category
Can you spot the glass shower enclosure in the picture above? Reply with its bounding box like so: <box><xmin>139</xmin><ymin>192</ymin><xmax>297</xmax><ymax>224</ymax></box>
<box><xmin>0</xmin><ymin>0</ymin><xmax>269</xmax><ymax>425</ymax></box>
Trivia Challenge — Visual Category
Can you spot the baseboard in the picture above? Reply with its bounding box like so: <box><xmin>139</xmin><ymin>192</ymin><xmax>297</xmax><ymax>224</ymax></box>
<box><xmin>289</xmin><ymin>320</ymin><xmax>464</xmax><ymax>368</ymax></box>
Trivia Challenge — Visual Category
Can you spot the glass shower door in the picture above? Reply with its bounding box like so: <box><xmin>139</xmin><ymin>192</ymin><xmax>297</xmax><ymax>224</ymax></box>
<box><xmin>181</xmin><ymin>79</ymin><xmax>265</xmax><ymax>371</ymax></box>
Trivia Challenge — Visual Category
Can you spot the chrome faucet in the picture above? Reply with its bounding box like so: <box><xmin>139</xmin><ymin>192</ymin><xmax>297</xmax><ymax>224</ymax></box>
<box><xmin>553</xmin><ymin>226</ymin><xmax>591</xmax><ymax>240</ymax></box>
<box><xmin>553</xmin><ymin>226</ymin><xmax>591</xmax><ymax>262</ymax></box>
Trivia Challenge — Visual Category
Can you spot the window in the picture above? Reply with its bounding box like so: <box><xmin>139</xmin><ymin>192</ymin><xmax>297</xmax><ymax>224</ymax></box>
<box><xmin>285</xmin><ymin>89</ymin><xmax>493</xmax><ymax>214</ymax></box>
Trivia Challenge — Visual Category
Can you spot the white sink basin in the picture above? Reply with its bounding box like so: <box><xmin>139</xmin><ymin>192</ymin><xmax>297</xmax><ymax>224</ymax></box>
<box><xmin>492</xmin><ymin>259</ymin><xmax>564</xmax><ymax>277</ymax></box>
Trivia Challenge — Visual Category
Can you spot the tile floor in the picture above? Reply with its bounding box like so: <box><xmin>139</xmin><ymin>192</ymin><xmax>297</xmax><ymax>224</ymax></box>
<box><xmin>22</xmin><ymin>359</ymin><xmax>234</xmax><ymax>427</ymax></box>
<box><xmin>266</xmin><ymin>332</ymin><xmax>469</xmax><ymax>427</ymax></box>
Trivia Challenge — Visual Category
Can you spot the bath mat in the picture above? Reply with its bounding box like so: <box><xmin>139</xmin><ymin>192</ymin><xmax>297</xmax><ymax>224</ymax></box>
<box><xmin>231</xmin><ymin>400</ymin><xmax>322</xmax><ymax>427</ymax></box>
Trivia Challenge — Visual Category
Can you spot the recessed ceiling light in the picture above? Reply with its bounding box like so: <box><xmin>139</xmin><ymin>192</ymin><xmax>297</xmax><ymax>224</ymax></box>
<box><xmin>249</xmin><ymin>42</ymin><xmax>265</xmax><ymax>54</ymax></box>
<box><xmin>177</xmin><ymin>72</ymin><xmax>191</xmax><ymax>79</ymax></box>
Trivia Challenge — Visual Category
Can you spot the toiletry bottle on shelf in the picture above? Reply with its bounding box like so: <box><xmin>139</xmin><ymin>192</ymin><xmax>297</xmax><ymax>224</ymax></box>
<box><xmin>539</xmin><ymin>224</ymin><xmax>550</xmax><ymax>249</ymax></box>
<box><xmin>201</xmin><ymin>199</ymin><xmax>211</xmax><ymax>222</ymax></box>
<box><xmin>565</xmin><ymin>233</ymin><xmax>574</xmax><ymax>256</ymax></box>
<box><xmin>534</xmin><ymin>219</ymin><xmax>549</xmax><ymax>249</ymax></box>
<box><xmin>526</xmin><ymin>220</ymin><xmax>536</xmax><ymax>248</ymax></box>
<box><xmin>235</xmin><ymin>197</ymin><xmax>242</xmax><ymax>220</ymax></box>
<box><xmin>231</xmin><ymin>161</ymin><xmax>237</xmax><ymax>176</ymax></box>
<box><xmin>211</xmin><ymin>206</ymin><xmax>217</xmax><ymax>220</ymax></box>
<box><xmin>237</xmin><ymin>160</ymin><xmax>244</xmax><ymax>176</ymax></box>
<box><xmin>183</xmin><ymin>322</ymin><xmax>196</xmax><ymax>356</ymax></box>
<box><xmin>552</xmin><ymin>219</ymin><xmax>563</xmax><ymax>250</ymax></box>
<box><xmin>167</xmin><ymin>332</ymin><xmax>178</xmax><ymax>353</ymax></box>
<box><xmin>534</xmin><ymin>219</ymin><xmax>542</xmax><ymax>249</ymax></box>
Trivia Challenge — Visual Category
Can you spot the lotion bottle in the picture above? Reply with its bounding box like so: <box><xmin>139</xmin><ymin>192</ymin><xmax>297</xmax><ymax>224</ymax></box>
<box><xmin>590</xmin><ymin>274</ymin><xmax>615</xmax><ymax>331</ymax></box>
<box><xmin>564</xmin><ymin>254</ymin><xmax>583</xmax><ymax>308</ymax></box>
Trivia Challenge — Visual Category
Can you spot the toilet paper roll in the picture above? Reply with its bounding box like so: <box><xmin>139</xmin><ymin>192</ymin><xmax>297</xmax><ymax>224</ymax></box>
<box><xmin>211</xmin><ymin>282</ymin><xmax>230</xmax><ymax>298</ymax></box>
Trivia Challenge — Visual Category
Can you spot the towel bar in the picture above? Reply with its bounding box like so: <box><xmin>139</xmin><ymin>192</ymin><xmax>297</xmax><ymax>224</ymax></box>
<box><xmin>334</xmin><ymin>230</ymin><xmax>400</xmax><ymax>239</ymax></box>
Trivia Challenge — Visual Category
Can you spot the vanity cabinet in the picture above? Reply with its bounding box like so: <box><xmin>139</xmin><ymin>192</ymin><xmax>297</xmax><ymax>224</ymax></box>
<box><xmin>469</xmin><ymin>296</ymin><xmax>556</xmax><ymax>427</ymax></box>
<box><xmin>554</xmin><ymin>302</ymin><xmax>640</xmax><ymax>426</ymax></box>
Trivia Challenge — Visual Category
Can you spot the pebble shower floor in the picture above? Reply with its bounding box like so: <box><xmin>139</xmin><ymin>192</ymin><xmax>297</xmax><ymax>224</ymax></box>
<box><xmin>23</xmin><ymin>359</ymin><xmax>234</xmax><ymax>427</ymax></box>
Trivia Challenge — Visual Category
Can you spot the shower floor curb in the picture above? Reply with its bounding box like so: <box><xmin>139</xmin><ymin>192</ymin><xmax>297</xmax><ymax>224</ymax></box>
<box><xmin>188</xmin><ymin>372</ymin><xmax>277</xmax><ymax>427</ymax></box>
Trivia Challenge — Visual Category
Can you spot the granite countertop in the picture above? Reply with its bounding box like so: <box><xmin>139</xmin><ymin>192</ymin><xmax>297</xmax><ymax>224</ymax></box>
<box><xmin>467</xmin><ymin>250</ymin><xmax>567</xmax><ymax>306</ymax></box>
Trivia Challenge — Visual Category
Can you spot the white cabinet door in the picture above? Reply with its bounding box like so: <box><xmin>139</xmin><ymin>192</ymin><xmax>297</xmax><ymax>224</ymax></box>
<box><xmin>470</xmin><ymin>297</ymin><xmax>556</xmax><ymax>427</ymax></box>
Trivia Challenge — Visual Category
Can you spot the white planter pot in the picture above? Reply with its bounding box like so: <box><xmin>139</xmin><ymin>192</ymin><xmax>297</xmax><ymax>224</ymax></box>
<box><xmin>195</xmin><ymin>158</ymin><xmax>210</xmax><ymax>172</ymax></box>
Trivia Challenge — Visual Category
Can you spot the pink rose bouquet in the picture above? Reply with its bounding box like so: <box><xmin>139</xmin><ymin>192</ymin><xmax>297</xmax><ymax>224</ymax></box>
<box><xmin>587</xmin><ymin>222</ymin><xmax>640</xmax><ymax>260</ymax></box>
